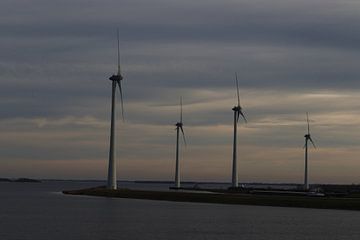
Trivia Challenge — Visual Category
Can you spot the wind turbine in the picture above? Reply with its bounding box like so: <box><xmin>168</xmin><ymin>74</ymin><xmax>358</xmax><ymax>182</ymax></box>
<box><xmin>231</xmin><ymin>72</ymin><xmax>247</xmax><ymax>188</ymax></box>
<box><xmin>174</xmin><ymin>97</ymin><xmax>186</xmax><ymax>189</ymax></box>
<box><xmin>303</xmin><ymin>112</ymin><xmax>316</xmax><ymax>191</ymax></box>
<box><xmin>107</xmin><ymin>29</ymin><xmax>125</xmax><ymax>190</ymax></box>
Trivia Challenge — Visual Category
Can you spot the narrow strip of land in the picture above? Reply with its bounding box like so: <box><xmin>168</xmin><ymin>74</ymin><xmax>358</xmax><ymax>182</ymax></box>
<box><xmin>63</xmin><ymin>187</ymin><xmax>360</xmax><ymax>211</ymax></box>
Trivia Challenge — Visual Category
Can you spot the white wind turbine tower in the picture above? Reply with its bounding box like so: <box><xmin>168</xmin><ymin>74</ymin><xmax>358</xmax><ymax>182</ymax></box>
<box><xmin>231</xmin><ymin>73</ymin><xmax>247</xmax><ymax>188</ymax></box>
<box><xmin>107</xmin><ymin>29</ymin><xmax>125</xmax><ymax>190</ymax></box>
<box><xmin>174</xmin><ymin>97</ymin><xmax>186</xmax><ymax>189</ymax></box>
<box><xmin>303</xmin><ymin>112</ymin><xmax>316</xmax><ymax>191</ymax></box>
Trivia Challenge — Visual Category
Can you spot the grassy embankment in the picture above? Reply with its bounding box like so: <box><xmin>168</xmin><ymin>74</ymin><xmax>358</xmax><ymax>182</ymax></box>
<box><xmin>63</xmin><ymin>187</ymin><xmax>360</xmax><ymax>211</ymax></box>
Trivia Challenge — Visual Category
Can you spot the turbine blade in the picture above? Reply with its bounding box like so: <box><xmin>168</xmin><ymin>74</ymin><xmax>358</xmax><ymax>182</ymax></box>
<box><xmin>235</xmin><ymin>72</ymin><xmax>240</xmax><ymax>107</ymax></box>
<box><xmin>309</xmin><ymin>137</ymin><xmax>316</xmax><ymax>148</ymax></box>
<box><xmin>180</xmin><ymin>126</ymin><xmax>187</xmax><ymax>146</ymax></box>
<box><xmin>180</xmin><ymin>96</ymin><xmax>183</xmax><ymax>123</ymax></box>
<box><xmin>117</xmin><ymin>28</ymin><xmax>121</xmax><ymax>76</ymax></box>
<box><xmin>307</xmin><ymin>112</ymin><xmax>310</xmax><ymax>135</ymax></box>
<box><xmin>239</xmin><ymin>110</ymin><xmax>247</xmax><ymax>123</ymax></box>
<box><xmin>117</xmin><ymin>80</ymin><xmax>125</xmax><ymax>121</ymax></box>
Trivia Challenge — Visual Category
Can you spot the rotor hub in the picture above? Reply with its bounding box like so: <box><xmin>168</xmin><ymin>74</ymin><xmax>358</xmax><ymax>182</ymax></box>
<box><xmin>109</xmin><ymin>74</ymin><xmax>123</xmax><ymax>81</ymax></box>
<box><xmin>232</xmin><ymin>106</ymin><xmax>241</xmax><ymax>111</ymax></box>
<box><xmin>175</xmin><ymin>122</ymin><xmax>183</xmax><ymax>127</ymax></box>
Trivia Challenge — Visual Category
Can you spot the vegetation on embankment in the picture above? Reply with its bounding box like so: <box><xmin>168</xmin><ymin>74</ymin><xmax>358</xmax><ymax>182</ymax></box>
<box><xmin>63</xmin><ymin>187</ymin><xmax>360</xmax><ymax>211</ymax></box>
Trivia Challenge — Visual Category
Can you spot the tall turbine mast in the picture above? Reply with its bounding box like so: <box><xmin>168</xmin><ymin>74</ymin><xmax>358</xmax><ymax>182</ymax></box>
<box><xmin>304</xmin><ymin>112</ymin><xmax>316</xmax><ymax>191</ymax></box>
<box><xmin>174</xmin><ymin>97</ymin><xmax>186</xmax><ymax>189</ymax></box>
<box><xmin>107</xmin><ymin>29</ymin><xmax>125</xmax><ymax>190</ymax></box>
<box><xmin>231</xmin><ymin>72</ymin><xmax>247</xmax><ymax>188</ymax></box>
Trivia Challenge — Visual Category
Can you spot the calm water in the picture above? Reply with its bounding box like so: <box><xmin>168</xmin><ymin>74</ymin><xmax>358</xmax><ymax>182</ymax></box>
<box><xmin>1</xmin><ymin>181</ymin><xmax>360</xmax><ymax>240</ymax></box>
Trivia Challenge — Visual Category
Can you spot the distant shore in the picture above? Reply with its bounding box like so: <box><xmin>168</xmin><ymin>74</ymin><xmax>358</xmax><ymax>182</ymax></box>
<box><xmin>0</xmin><ymin>178</ymin><xmax>41</xmax><ymax>183</ymax></box>
<box><xmin>63</xmin><ymin>187</ymin><xmax>360</xmax><ymax>211</ymax></box>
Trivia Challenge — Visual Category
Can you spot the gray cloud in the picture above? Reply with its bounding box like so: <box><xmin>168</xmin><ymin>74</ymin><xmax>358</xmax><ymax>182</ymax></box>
<box><xmin>1</xmin><ymin>0</ymin><xmax>360</xmax><ymax>182</ymax></box>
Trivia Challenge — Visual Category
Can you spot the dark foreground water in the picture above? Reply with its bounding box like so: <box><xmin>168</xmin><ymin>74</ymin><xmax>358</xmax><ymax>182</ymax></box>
<box><xmin>1</xmin><ymin>181</ymin><xmax>360</xmax><ymax>240</ymax></box>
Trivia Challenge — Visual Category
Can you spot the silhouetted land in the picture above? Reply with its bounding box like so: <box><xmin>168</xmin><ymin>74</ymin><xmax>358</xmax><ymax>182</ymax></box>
<box><xmin>0</xmin><ymin>178</ymin><xmax>12</xmax><ymax>182</ymax></box>
<box><xmin>0</xmin><ymin>178</ymin><xmax>41</xmax><ymax>183</ymax></box>
<box><xmin>63</xmin><ymin>186</ymin><xmax>360</xmax><ymax>211</ymax></box>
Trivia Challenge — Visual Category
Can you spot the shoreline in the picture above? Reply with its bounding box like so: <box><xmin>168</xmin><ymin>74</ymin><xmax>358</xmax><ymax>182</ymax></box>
<box><xmin>63</xmin><ymin>187</ymin><xmax>360</xmax><ymax>211</ymax></box>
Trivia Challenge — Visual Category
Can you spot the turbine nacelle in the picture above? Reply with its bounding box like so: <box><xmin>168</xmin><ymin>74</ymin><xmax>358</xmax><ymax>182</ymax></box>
<box><xmin>109</xmin><ymin>74</ymin><xmax>123</xmax><ymax>81</ymax></box>
<box><xmin>232</xmin><ymin>106</ymin><xmax>242</xmax><ymax>112</ymax></box>
<box><xmin>175</xmin><ymin>122</ymin><xmax>183</xmax><ymax>128</ymax></box>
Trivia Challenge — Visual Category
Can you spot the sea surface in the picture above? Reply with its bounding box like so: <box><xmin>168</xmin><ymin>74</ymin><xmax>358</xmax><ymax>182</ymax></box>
<box><xmin>1</xmin><ymin>181</ymin><xmax>360</xmax><ymax>240</ymax></box>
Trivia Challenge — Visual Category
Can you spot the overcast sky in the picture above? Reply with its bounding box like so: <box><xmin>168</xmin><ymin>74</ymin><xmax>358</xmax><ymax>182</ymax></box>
<box><xmin>1</xmin><ymin>0</ymin><xmax>360</xmax><ymax>183</ymax></box>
